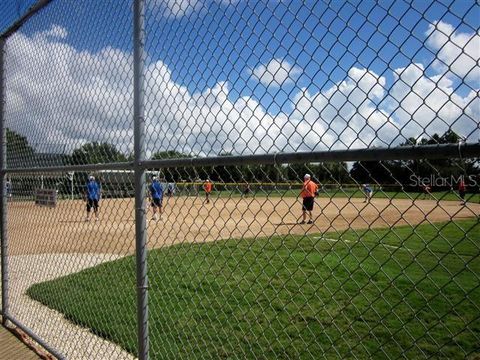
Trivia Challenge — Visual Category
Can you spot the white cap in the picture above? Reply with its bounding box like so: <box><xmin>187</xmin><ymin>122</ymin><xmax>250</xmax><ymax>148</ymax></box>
<box><xmin>304</xmin><ymin>174</ymin><xmax>311</xmax><ymax>179</ymax></box>
<box><xmin>89</xmin><ymin>176</ymin><xmax>95</xmax><ymax>181</ymax></box>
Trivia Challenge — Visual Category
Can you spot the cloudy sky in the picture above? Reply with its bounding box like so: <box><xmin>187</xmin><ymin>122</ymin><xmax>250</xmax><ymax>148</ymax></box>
<box><xmin>2</xmin><ymin>0</ymin><xmax>479</xmax><ymax>159</ymax></box>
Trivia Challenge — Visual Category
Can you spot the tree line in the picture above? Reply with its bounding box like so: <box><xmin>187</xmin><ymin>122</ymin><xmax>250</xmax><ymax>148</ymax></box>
<box><xmin>6</xmin><ymin>128</ymin><xmax>478</xmax><ymax>191</ymax></box>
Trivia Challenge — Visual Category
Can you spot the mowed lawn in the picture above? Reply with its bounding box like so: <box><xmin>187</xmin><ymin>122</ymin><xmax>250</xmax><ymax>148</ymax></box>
<box><xmin>27</xmin><ymin>219</ymin><xmax>480</xmax><ymax>359</ymax></box>
<box><xmin>210</xmin><ymin>188</ymin><xmax>480</xmax><ymax>203</ymax></box>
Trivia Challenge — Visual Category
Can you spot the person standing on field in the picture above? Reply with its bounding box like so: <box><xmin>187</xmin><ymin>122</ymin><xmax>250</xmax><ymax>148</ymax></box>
<box><xmin>149</xmin><ymin>177</ymin><xmax>164</xmax><ymax>220</ymax></box>
<box><xmin>204</xmin><ymin>179</ymin><xmax>213</xmax><ymax>204</ymax></box>
<box><xmin>85</xmin><ymin>175</ymin><xmax>101</xmax><ymax>221</ymax></box>
<box><xmin>5</xmin><ymin>179</ymin><xmax>12</xmax><ymax>201</ymax></box>
<box><xmin>166</xmin><ymin>182</ymin><xmax>175</xmax><ymax>198</ymax></box>
<box><xmin>242</xmin><ymin>182</ymin><xmax>251</xmax><ymax>198</ymax></box>
<box><xmin>421</xmin><ymin>183</ymin><xmax>432</xmax><ymax>199</ymax></box>
<box><xmin>458</xmin><ymin>177</ymin><xmax>466</xmax><ymax>205</ymax></box>
<box><xmin>362</xmin><ymin>183</ymin><xmax>373</xmax><ymax>203</ymax></box>
<box><xmin>300</xmin><ymin>174</ymin><xmax>318</xmax><ymax>224</ymax></box>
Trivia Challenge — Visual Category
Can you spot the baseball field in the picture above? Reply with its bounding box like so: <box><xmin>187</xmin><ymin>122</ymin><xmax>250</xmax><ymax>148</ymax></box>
<box><xmin>6</xmin><ymin>195</ymin><xmax>480</xmax><ymax>359</ymax></box>
<box><xmin>7</xmin><ymin>195</ymin><xmax>479</xmax><ymax>255</ymax></box>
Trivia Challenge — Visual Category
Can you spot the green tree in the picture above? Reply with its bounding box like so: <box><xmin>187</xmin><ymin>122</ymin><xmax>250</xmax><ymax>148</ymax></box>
<box><xmin>350</xmin><ymin>130</ymin><xmax>479</xmax><ymax>191</ymax></box>
<box><xmin>69</xmin><ymin>142</ymin><xmax>127</xmax><ymax>165</ymax></box>
<box><xmin>151</xmin><ymin>150</ymin><xmax>189</xmax><ymax>160</ymax></box>
<box><xmin>408</xmin><ymin>130</ymin><xmax>468</xmax><ymax>179</ymax></box>
<box><xmin>320</xmin><ymin>162</ymin><xmax>350</xmax><ymax>184</ymax></box>
<box><xmin>6</xmin><ymin>128</ymin><xmax>35</xmax><ymax>167</ymax></box>
<box><xmin>349</xmin><ymin>160</ymin><xmax>392</xmax><ymax>184</ymax></box>
<box><xmin>150</xmin><ymin>150</ymin><xmax>193</xmax><ymax>182</ymax></box>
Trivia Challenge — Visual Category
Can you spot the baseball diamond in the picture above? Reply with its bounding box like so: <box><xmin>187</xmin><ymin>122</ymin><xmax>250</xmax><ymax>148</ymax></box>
<box><xmin>1</xmin><ymin>0</ymin><xmax>480</xmax><ymax>359</ymax></box>
<box><xmin>7</xmin><ymin>196</ymin><xmax>479</xmax><ymax>255</ymax></box>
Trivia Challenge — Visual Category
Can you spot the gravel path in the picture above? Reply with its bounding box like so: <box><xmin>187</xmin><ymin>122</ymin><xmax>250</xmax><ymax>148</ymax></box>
<box><xmin>4</xmin><ymin>253</ymin><xmax>135</xmax><ymax>360</ymax></box>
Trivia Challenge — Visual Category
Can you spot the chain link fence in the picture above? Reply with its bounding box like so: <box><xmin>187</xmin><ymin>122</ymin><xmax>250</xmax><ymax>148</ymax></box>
<box><xmin>1</xmin><ymin>0</ymin><xmax>479</xmax><ymax>359</ymax></box>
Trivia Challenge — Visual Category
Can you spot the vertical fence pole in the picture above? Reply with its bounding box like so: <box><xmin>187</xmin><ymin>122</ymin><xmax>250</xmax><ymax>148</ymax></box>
<box><xmin>133</xmin><ymin>0</ymin><xmax>148</xmax><ymax>359</ymax></box>
<box><xmin>0</xmin><ymin>37</ymin><xmax>8</xmax><ymax>325</ymax></box>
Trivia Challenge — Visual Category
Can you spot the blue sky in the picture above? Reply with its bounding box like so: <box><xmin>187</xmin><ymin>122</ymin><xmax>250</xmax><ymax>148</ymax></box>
<box><xmin>3</xmin><ymin>0</ymin><xmax>477</xmax><ymax>95</ymax></box>
<box><xmin>2</xmin><ymin>0</ymin><xmax>479</xmax><ymax>156</ymax></box>
<box><xmin>144</xmin><ymin>0</ymin><xmax>478</xmax><ymax>111</ymax></box>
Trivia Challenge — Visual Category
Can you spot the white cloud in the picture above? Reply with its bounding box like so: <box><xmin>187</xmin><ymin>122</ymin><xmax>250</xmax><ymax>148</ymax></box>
<box><xmin>426</xmin><ymin>21</ymin><xmax>480</xmax><ymax>85</ymax></box>
<box><xmin>290</xmin><ymin>68</ymin><xmax>397</xmax><ymax>149</ymax></box>
<box><xmin>145</xmin><ymin>62</ymin><xmax>398</xmax><ymax>155</ymax></box>
<box><xmin>43</xmin><ymin>25</ymin><xmax>68</xmax><ymax>39</ymax></box>
<box><xmin>4</xmin><ymin>22</ymin><xmax>478</xmax><ymax>162</ymax></box>
<box><xmin>252</xmin><ymin>58</ymin><xmax>301</xmax><ymax>87</ymax></box>
<box><xmin>387</xmin><ymin>63</ymin><xmax>479</xmax><ymax>141</ymax></box>
<box><xmin>150</xmin><ymin>0</ymin><xmax>200</xmax><ymax>19</ymax></box>
<box><xmin>5</xmin><ymin>25</ymin><xmax>134</xmax><ymax>154</ymax></box>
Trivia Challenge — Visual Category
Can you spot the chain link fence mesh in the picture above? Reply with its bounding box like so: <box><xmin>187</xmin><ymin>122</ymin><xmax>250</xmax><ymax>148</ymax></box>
<box><xmin>1</xmin><ymin>0</ymin><xmax>479</xmax><ymax>359</ymax></box>
<box><xmin>0</xmin><ymin>0</ymin><xmax>38</xmax><ymax>35</ymax></box>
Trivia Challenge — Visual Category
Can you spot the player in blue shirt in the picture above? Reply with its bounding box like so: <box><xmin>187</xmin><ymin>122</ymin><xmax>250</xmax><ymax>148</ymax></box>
<box><xmin>362</xmin><ymin>184</ymin><xmax>373</xmax><ymax>203</ymax></box>
<box><xmin>85</xmin><ymin>176</ymin><xmax>101</xmax><ymax>221</ymax></box>
<box><xmin>149</xmin><ymin>177</ymin><xmax>164</xmax><ymax>221</ymax></box>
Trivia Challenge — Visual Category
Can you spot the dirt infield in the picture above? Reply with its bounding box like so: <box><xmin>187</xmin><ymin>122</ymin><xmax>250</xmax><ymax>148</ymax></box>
<box><xmin>7</xmin><ymin>196</ymin><xmax>480</xmax><ymax>255</ymax></box>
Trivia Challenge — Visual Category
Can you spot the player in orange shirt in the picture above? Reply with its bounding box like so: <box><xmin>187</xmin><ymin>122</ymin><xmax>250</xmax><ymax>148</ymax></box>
<box><xmin>204</xmin><ymin>179</ymin><xmax>213</xmax><ymax>204</ymax></box>
<box><xmin>300</xmin><ymin>174</ymin><xmax>318</xmax><ymax>224</ymax></box>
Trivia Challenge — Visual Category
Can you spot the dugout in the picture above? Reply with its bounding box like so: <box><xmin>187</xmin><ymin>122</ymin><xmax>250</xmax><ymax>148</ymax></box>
<box><xmin>7</xmin><ymin>172</ymin><xmax>69</xmax><ymax>201</ymax></box>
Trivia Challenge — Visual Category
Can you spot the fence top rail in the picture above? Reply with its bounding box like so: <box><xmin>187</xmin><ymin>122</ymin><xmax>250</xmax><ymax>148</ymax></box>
<box><xmin>141</xmin><ymin>143</ymin><xmax>479</xmax><ymax>168</ymax></box>
<box><xmin>2</xmin><ymin>143</ymin><xmax>479</xmax><ymax>174</ymax></box>
<box><xmin>0</xmin><ymin>0</ymin><xmax>54</xmax><ymax>40</ymax></box>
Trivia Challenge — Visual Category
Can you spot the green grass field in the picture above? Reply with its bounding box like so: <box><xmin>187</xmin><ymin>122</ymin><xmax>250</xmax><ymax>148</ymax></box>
<box><xmin>52</xmin><ymin>188</ymin><xmax>479</xmax><ymax>203</ymax></box>
<box><xmin>212</xmin><ymin>188</ymin><xmax>480</xmax><ymax>202</ymax></box>
<box><xmin>27</xmin><ymin>219</ymin><xmax>480</xmax><ymax>359</ymax></box>
<box><xmin>175</xmin><ymin>186</ymin><xmax>478</xmax><ymax>203</ymax></box>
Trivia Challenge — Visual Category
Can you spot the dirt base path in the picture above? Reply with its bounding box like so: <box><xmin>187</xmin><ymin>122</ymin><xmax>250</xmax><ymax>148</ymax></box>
<box><xmin>7</xmin><ymin>196</ymin><xmax>479</xmax><ymax>255</ymax></box>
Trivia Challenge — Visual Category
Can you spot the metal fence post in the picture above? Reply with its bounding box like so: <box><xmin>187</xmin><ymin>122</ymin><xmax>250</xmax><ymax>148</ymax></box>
<box><xmin>133</xmin><ymin>0</ymin><xmax>148</xmax><ymax>359</ymax></box>
<box><xmin>0</xmin><ymin>37</ymin><xmax>8</xmax><ymax>325</ymax></box>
